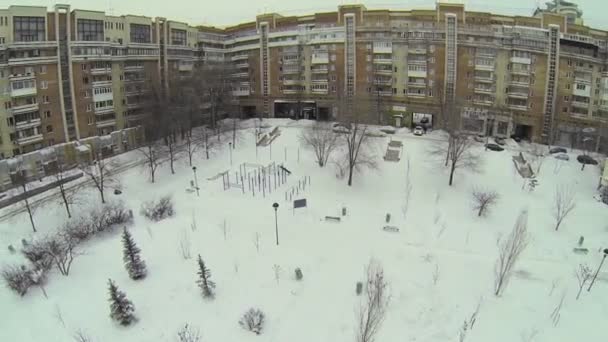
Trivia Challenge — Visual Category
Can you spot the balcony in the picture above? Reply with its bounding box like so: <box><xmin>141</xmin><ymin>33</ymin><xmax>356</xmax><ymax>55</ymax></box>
<box><xmin>91</xmin><ymin>68</ymin><xmax>112</xmax><ymax>75</ymax></box>
<box><xmin>95</xmin><ymin>106</ymin><xmax>115</xmax><ymax>114</ymax></box>
<box><xmin>474</xmin><ymin>63</ymin><xmax>494</xmax><ymax>71</ymax></box>
<box><xmin>231</xmin><ymin>54</ymin><xmax>249</xmax><ymax>61</ymax></box>
<box><xmin>473</xmin><ymin>99</ymin><xmax>494</xmax><ymax>106</ymax></box>
<box><xmin>373</xmin><ymin>57</ymin><xmax>392</xmax><ymax>64</ymax></box>
<box><xmin>282</xmin><ymin>68</ymin><xmax>301</xmax><ymax>75</ymax></box>
<box><xmin>11</xmin><ymin>103</ymin><xmax>39</xmax><ymax>115</ymax></box>
<box><xmin>374</xmin><ymin>79</ymin><xmax>392</xmax><ymax>86</ymax></box>
<box><xmin>17</xmin><ymin>133</ymin><xmax>44</xmax><ymax>145</ymax></box>
<box><xmin>375</xmin><ymin>68</ymin><xmax>392</xmax><ymax>76</ymax></box>
<box><xmin>377</xmin><ymin>91</ymin><xmax>393</xmax><ymax>97</ymax></box>
<box><xmin>372</xmin><ymin>45</ymin><xmax>392</xmax><ymax>54</ymax></box>
<box><xmin>408</xmin><ymin>82</ymin><xmax>426</xmax><ymax>88</ymax></box>
<box><xmin>124</xmin><ymin>65</ymin><xmax>144</xmax><ymax>72</ymax></box>
<box><xmin>508</xmin><ymin>104</ymin><xmax>528</xmax><ymax>111</ymax></box>
<box><xmin>474</xmin><ymin>87</ymin><xmax>494</xmax><ymax>94</ymax></box>
<box><xmin>231</xmin><ymin>72</ymin><xmax>249</xmax><ymax>78</ymax></box>
<box><xmin>311</xmin><ymin>54</ymin><xmax>329</xmax><ymax>64</ymax></box>
<box><xmin>408</xmin><ymin>48</ymin><xmax>426</xmax><ymax>54</ymax></box>
<box><xmin>125</xmin><ymin>102</ymin><xmax>142</xmax><ymax>109</ymax></box>
<box><xmin>311</xmin><ymin>78</ymin><xmax>328</xmax><ymax>84</ymax></box>
<box><xmin>574</xmin><ymin>76</ymin><xmax>591</xmax><ymax>84</ymax></box>
<box><xmin>96</xmin><ymin>119</ymin><xmax>116</xmax><ymax>128</ymax></box>
<box><xmin>572</xmin><ymin>101</ymin><xmax>589</xmax><ymax>108</ymax></box>
<box><xmin>574</xmin><ymin>65</ymin><xmax>593</xmax><ymax>73</ymax></box>
<box><xmin>407</xmin><ymin>59</ymin><xmax>426</xmax><ymax>65</ymax></box>
<box><xmin>15</xmin><ymin>118</ymin><xmax>41</xmax><ymax>130</ymax></box>
<box><xmin>178</xmin><ymin>63</ymin><xmax>194</xmax><ymax>72</ymax></box>
<box><xmin>232</xmin><ymin>89</ymin><xmax>250</xmax><ymax>97</ymax></box>
<box><xmin>282</xmin><ymin>89</ymin><xmax>297</xmax><ymax>95</ymax></box>
<box><xmin>510</xmin><ymin>68</ymin><xmax>530</xmax><ymax>76</ymax></box>
<box><xmin>509</xmin><ymin>80</ymin><xmax>529</xmax><ymax>87</ymax></box>
<box><xmin>283</xmin><ymin>79</ymin><xmax>302</xmax><ymax>85</ymax></box>
<box><xmin>509</xmin><ymin>56</ymin><xmax>531</xmax><ymax>65</ymax></box>
<box><xmin>507</xmin><ymin>91</ymin><xmax>529</xmax><ymax>99</ymax></box>
<box><xmin>311</xmin><ymin>88</ymin><xmax>328</xmax><ymax>94</ymax></box>
<box><xmin>11</xmin><ymin>86</ymin><xmax>37</xmax><ymax>98</ymax></box>
<box><xmin>407</xmin><ymin>90</ymin><xmax>426</xmax><ymax>97</ymax></box>
<box><xmin>92</xmin><ymin>80</ymin><xmax>112</xmax><ymax>87</ymax></box>
<box><xmin>474</xmin><ymin>76</ymin><xmax>494</xmax><ymax>83</ymax></box>
<box><xmin>235</xmin><ymin>62</ymin><xmax>249</xmax><ymax>69</ymax></box>
<box><xmin>311</xmin><ymin>67</ymin><xmax>328</xmax><ymax>74</ymax></box>
<box><xmin>408</xmin><ymin>70</ymin><xmax>427</xmax><ymax>78</ymax></box>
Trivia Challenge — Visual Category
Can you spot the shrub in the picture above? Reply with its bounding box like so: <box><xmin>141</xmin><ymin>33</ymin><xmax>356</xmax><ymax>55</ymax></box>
<box><xmin>22</xmin><ymin>238</ymin><xmax>55</xmax><ymax>271</ymax></box>
<box><xmin>141</xmin><ymin>196</ymin><xmax>175</xmax><ymax>222</ymax></box>
<box><xmin>239</xmin><ymin>308</ymin><xmax>265</xmax><ymax>335</ymax></box>
<box><xmin>295</xmin><ymin>268</ymin><xmax>303</xmax><ymax>281</ymax></box>
<box><xmin>177</xmin><ymin>324</ymin><xmax>201</xmax><ymax>342</ymax></box>
<box><xmin>64</xmin><ymin>202</ymin><xmax>132</xmax><ymax>242</ymax></box>
<box><xmin>2</xmin><ymin>265</ymin><xmax>33</xmax><ymax>296</ymax></box>
<box><xmin>21</xmin><ymin>235</ymin><xmax>78</xmax><ymax>276</ymax></box>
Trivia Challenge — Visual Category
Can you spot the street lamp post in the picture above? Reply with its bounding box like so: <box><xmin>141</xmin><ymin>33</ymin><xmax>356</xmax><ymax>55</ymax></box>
<box><xmin>588</xmin><ymin>248</ymin><xmax>608</xmax><ymax>292</ymax></box>
<box><xmin>192</xmin><ymin>166</ymin><xmax>200</xmax><ymax>197</ymax></box>
<box><xmin>229</xmin><ymin>142</ymin><xmax>233</xmax><ymax>166</ymax></box>
<box><xmin>272</xmin><ymin>202</ymin><xmax>279</xmax><ymax>246</ymax></box>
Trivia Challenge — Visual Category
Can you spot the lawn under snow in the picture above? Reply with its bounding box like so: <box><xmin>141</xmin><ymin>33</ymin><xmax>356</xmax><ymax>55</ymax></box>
<box><xmin>1</xmin><ymin>119</ymin><xmax>607</xmax><ymax>342</ymax></box>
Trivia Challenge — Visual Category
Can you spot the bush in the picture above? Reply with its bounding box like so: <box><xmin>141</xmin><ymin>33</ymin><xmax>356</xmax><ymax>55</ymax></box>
<box><xmin>177</xmin><ymin>324</ymin><xmax>201</xmax><ymax>342</ymax></box>
<box><xmin>239</xmin><ymin>308</ymin><xmax>265</xmax><ymax>335</ymax></box>
<box><xmin>141</xmin><ymin>196</ymin><xmax>175</xmax><ymax>222</ymax></box>
<box><xmin>64</xmin><ymin>202</ymin><xmax>133</xmax><ymax>242</ymax></box>
<box><xmin>22</xmin><ymin>238</ymin><xmax>55</xmax><ymax>271</ymax></box>
<box><xmin>600</xmin><ymin>186</ymin><xmax>608</xmax><ymax>205</ymax></box>
<box><xmin>2</xmin><ymin>265</ymin><xmax>33</xmax><ymax>296</ymax></box>
<box><xmin>294</xmin><ymin>268</ymin><xmax>303</xmax><ymax>281</ymax></box>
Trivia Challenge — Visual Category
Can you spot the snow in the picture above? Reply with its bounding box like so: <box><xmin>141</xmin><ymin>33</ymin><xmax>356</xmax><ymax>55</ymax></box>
<box><xmin>1</xmin><ymin>119</ymin><xmax>607</xmax><ymax>342</ymax></box>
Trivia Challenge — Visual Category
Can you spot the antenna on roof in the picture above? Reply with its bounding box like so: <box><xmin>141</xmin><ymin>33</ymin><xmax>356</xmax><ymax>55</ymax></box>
<box><xmin>107</xmin><ymin>0</ymin><xmax>115</xmax><ymax>15</ymax></box>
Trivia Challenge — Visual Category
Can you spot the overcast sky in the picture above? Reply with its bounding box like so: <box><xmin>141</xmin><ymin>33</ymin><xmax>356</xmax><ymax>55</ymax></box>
<box><xmin>1</xmin><ymin>0</ymin><xmax>605</xmax><ymax>30</ymax></box>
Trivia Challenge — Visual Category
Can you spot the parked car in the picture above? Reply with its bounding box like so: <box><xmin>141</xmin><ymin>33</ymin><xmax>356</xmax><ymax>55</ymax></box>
<box><xmin>554</xmin><ymin>153</ymin><xmax>569</xmax><ymax>161</ymax></box>
<box><xmin>549</xmin><ymin>147</ymin><xmax>568</xmax><ymax>154</ymax></box>
<box><xmin>485</xmin><ymin>143</ymin><xmax>504</xmax><ymax>151</ymax></box>
<box><xmin>474</xmin><ymin>135</ymin><xmax>485</xmax><ymax>143</ymax></box>
<box><xmin>494</xmin><ymin>137</ymin><xmax>506</xmax><ymax>145</ymax></box>
<box><xmin>577</xmin><ymin>154</ymin><xmax>598</xmax><ymax>165</ymax></box>
<box><xmin>511</xmin><ymin>135</ymin><xmax>522</xmax><ymax>142</ymax></box>
<box><xmin>413</xmin><ymin>126</ymin><xmax>424</xmax><ymax>136</ymax></box>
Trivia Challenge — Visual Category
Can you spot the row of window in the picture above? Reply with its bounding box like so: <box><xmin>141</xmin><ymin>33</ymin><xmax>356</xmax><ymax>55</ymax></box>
<box><xmin>94</xmin><ymin>87</ymin><xmax>113</xmax><ymax>95</ymax></box>
<box><xmin>105</xmin><ymin>21</ymin><xmax>125</xmax><ymax>30</ymax></box>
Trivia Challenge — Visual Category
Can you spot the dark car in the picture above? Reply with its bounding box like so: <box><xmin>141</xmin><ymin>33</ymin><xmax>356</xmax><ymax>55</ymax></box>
<box><xmin>485</xmin><ymin>143</ymin><xmax>504</xmax><ymax>151</ymax></box>
<box><xmin>494</xmin><ymin>137</ymin><xmax>506</xmax><ymax>145</ymax></box>
<box><xmin>549</xmin><ymin>147</ymin><xmax>567</xmax><ymax>154</ymax></box>
<box><xmin>577</xmin><ymin>154</ymin><xmax>598</xmax><ymax>165</ymax></box>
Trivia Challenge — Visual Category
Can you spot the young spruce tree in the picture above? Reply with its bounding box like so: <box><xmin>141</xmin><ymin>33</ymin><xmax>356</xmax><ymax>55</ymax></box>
<box><xmin>122</xmin><ymin>227</ymin><xmax>147</xmax><ymax>280</ymax></box>
<box><xmin>196</xmin><ymin>254</ymin><xmax>215</xmax><ymax>298</ymax></box>
<box><xmin>108</xmin><ymin>279</ymin><xmax>136</xmax><ymax>326</ymax></box>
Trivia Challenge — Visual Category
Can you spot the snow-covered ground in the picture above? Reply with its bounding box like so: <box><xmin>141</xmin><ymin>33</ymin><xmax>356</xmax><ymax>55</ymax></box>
<box><xmin>1</xmin><ymin>119</ymin><xmax>607</xmax><ymax>342</ymax></box>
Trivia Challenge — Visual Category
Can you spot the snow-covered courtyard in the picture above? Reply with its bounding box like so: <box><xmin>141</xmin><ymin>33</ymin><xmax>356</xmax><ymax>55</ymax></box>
<box><xmin>1</xmin><ymin>119</ymin><xmax>607</xmax><ymax>342</ymax></box>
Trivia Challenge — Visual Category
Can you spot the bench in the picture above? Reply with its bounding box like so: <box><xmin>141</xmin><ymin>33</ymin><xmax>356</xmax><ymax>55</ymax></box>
<box><xmin>383</xmin><ymin>226</ymin><xmax>400</xmax><ymax>233</ymax></box>
<box><xmin>325</xmin><ymin>216</ymin><xmax>341</xmax><ymax>222</ymax></box>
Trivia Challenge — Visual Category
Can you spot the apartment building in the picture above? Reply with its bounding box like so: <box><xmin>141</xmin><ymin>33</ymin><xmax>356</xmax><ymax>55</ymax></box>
<box><xmin>1</xmin><ymin>2</ymin><xmax>608</xmax><ymax>159</ymax></box>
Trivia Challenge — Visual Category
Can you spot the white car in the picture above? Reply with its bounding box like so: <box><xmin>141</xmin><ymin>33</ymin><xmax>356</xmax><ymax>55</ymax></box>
<box><xmin>413</xmin><ymin>126</ymin><xmax>424</xmax><ymax>136</ymax></box>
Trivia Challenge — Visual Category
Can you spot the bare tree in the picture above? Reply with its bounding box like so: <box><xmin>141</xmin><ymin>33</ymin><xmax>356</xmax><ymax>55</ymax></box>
<box><xmin>72</xmin><ymin>329</ymin><xmax>92</xmax><ymax>342</ymax></box>
<box><xmin>13</xmin><ymin>163</ymin><xmax>37</xmax><ymax>232</ymax></box>
<box><xmin>575</xmin><ymin>263</ymin><xmax>592</xmax><ymax>300</ymax></box>
<box><xmin>298</xmin><ymin>121</ymin><xmax>339</xmax><ymax>167</ymax></box>
<box><xmin>139</xmin><ymin>143</ymin><xmax>162</xmax><ymax>183</ymax></box>
<box><xmin>54</xmin><ymin>155</ymin><xmax>81</xmax><ymax>219</ymax></box>
<box><xmin>494</xmin><ymin>209</ymin><xmax>529</xmax><ymax>296</ymax></box>
<box><xmin>356</xmin><ymin>260</ymin><xmax>390</xmax><ymax>342</ymax></box>
<box><xmin>177</xmin><ymin>324</ymin><xmax>201</xmax><ymax>342</ymax></box>
<box><xmin>552</xmin><ymin>185</ymin><xmax>576</xmax><ymax>231</ymax></box>
<box><xmin>471</xmin><ymin>188</ymin><xmax>499</xmax><ymax>217</ymax></box>
<box><xmin>337</xmin><ymin>97</ymin><xmax>378</xmax><ymax>186</ymax></box>
<box><xmin>80</xmin><ymin>148</ymin><xmax>117</xmax><ymax>204</ymax></box>
<box><xmin>402</xmin><ymin>157</ymin><xmax>413</xmax><ymax>221</ymax></box>
<box><xmin>458</xmin><ymin>300</ymin><xmax>481</xmax><ymax>342</ymax></box>
<box><xmin>183</xmin><ymin>130</ymin><xmax>199</xmax><ymax>167</ymax></box>
<box><xmin>431</xmin><ymin>132</ymin><xmax>480</xmax><ymax>186</ymax></box>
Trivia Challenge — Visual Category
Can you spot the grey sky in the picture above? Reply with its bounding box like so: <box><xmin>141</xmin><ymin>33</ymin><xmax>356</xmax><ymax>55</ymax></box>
<box><xmin>1</xmin><ymin>0</ymin><xmax>605</xmax><ymax>30</ymax></box>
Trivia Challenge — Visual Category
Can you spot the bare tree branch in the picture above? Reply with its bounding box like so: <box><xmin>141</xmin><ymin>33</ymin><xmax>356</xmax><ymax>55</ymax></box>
<box><xmin>471</xmin><ymin>187</ymin><xmax>499</xmax><ymax>217</ymax></box>
<box><xmin>494</xmin><ymin>209</ymin><xmax>529</xmax><ymax>296</ymax></box>
<box><xmin>552</xmin><ymin>185</ymin><xmax>576</xmax><ymax>231</ymax></box>
<box><xmin>298</xmin><ymin>122</ymin><xmax>339</xmax><ymax>167</ymax></box>
<box><xmin>356</xmin><ymin>260</ymin><xmax>390</xmax><ymax>342</ymax></box>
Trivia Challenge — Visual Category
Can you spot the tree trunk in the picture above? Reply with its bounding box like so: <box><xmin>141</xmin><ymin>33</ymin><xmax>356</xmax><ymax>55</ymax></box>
<box><xmin>59</xmin><ymin>184</ymin><xmax>71</xmax><ymax>218</ymax></box>
<box><xmin>477</xmin><ymin>206</ymin><xmax>483</xmax><ymax>217</ymax></box>
<box><xmin>348</xmin><ymin>163</ymin><xmax>354</xmax><ymax>186</ymax></box>
<box><xmin>448</xmin><ymin>162</ymin><xmax>456</xmax><ymax>186</ymax></box>
<box><xmin>99</xmin><ymin>188</ymin><xmax>106</xmax><ymax>204</ymax></box>
<box><xmin>25</xmin><ymin>199</ymin><xmax>36</xmax><ymax>233</ymax></box>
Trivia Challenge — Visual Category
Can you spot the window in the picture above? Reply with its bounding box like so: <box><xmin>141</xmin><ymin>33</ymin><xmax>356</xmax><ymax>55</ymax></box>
<box><xmin>564</xmin><ymin>96</ymin><xmax>569</xmax><ymax>101</ymax></box>
<box><xmin>331</xmin><ymin>75</ymin><xmax>337</xmax><ymax>81</ymax></box>
<box><xmin>46</xmin><ymin>125</ymin><xmax>53</xmax><ymax>133</ymax></box>
<box><xmin>576</xmin><ymin>83</ymin><xmax>586</xmax><ymax>90</ymax></box>
<box><xmin>39</xmin><ymin>65</ymin><xmax>46</xmax><ymax>74</ymax></box>
<box><xmin>82</xmin><ymin>64</ymin><xmax>87</xmax><ymax>71</ymax></box>
<box><xmin>44</xmin><ymin>110</ymin><xmax>51</xmax><ymax>118</ymax></box>
<box><xmin>40</xmin><ymin>81</ymin><xmax>48</xmax><ymax>89</ymax></box>
<box><xmin>88</xmin><ymin>116</ymin><xmax>94</xmax><ymax>125</ymax></box>
<box><xmin>566</xmin><ymin>83</ymin><xmax>570</xmax><ymax>89</ymax></box>
<box><xmin>13</xmin><ymin>16</ymin><xmax>45</xmax><ymax>42</ymax></box>
<box><xmin>83</xmin><ymin>77</ymin><xmax>89</xmax><ymax>84</ymax></box>
<box><xmin>130</xmin><ymin>24</ymin><xmax>151</xmax><ymax>43</ymax></box>
<box><xmin>171</xmin><ymin>29</ymin><xmax>187</xmax><ymax>45</ymax></box>
<box><xmin>42</xmin><ymin>95</ymin><xmax>49</xmax><ymax>103</ymax></box>
<box><xmin>563</xmin><ymin>107</ymin><xmax>568</xmax><ymax>113</ymax></box>
<box><xmin>77</xmin><ymin>19</ymin><xmax>104</xmax><ymax>41</ymax></box>
<box><xmin>86</xmin><ymin>104</ymin><xmax>92</xmax><ymax>112</ymax></box>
